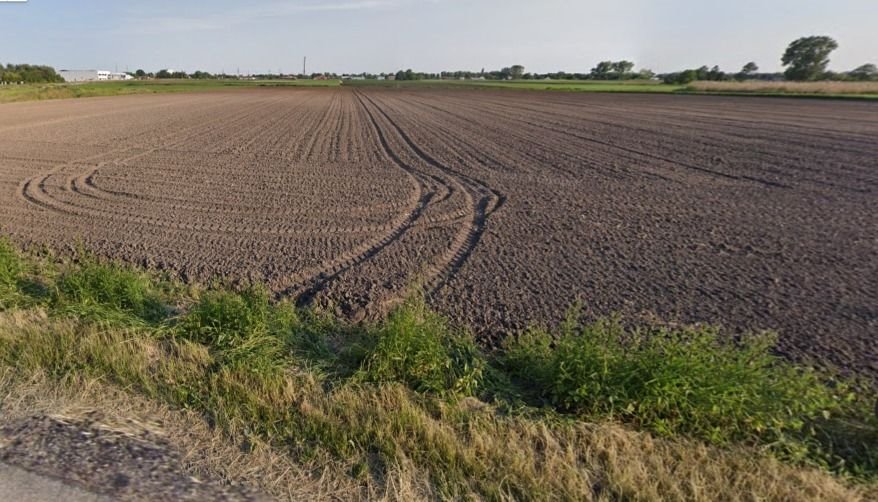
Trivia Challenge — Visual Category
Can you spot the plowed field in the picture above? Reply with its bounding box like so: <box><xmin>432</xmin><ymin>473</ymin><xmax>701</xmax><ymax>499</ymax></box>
<box><xmin>1</xmin><ymin>88</ymin><xmax>876</xmax><ymax>378</ymax></box>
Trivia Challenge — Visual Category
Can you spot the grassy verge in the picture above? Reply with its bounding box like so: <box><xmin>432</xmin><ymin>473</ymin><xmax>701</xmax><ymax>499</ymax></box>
<box><xmin>5</xmin><ymin>79</ymin><xmax>876</xmax><ymax>104</ymax></box>
<box><xmin>345</xmin><ymin>79</ymin><xmax>682</xmax><ymax>93</ymax></box>
<box><xmin>0</xmin><ymin>79</ymin><xmax>340</xmax><ymax>104</ymax></box>
<box><xmin>685</xmin><ymin>80</ymin><xmax>878</xmax><ymax>99</ymax></box>
<box><xmin>346</xmin><ymin>79</ymin><xmax>878</xmax><ymax>99</ymax></box>
<box><xmin>0</xmin><ymin>240</ymin><xmax>875</xmax><ymax>499</ymax></box>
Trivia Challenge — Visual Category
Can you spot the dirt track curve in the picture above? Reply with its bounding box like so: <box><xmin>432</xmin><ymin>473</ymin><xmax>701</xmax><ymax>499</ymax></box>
<box><xmin>1</xmin><ymin>88</ymin><xmax>876</xmax><ymax>379</ymax></box>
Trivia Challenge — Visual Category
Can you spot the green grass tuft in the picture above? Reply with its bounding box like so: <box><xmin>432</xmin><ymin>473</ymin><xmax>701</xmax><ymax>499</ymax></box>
<box><xmin>0</xmin><ymin>239</ymin><xmax>49</xmax><ymax>310</ymax></box>
<box><xmin>174</xmin><ymin>287</ymin><xmax>296</xmax><ymax>374</ymax></box>
<box><xmin>52</xmin><ymin>259</ymin><xmax>167</xmax><ymax>325</ymax></box>
<box><xmin>357</xmin><ymin>298</ymin><xmax>485</xmax><ymax>395</ymax></box>
<box><xmin>0</xmin><ymin>240</ymin><xmax>25</xmax><ymax>309</ymax></box>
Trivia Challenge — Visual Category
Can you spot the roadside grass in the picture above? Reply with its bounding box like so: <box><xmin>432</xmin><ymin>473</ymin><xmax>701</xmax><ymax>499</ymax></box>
<box><xmin>0</xmin><ymin>79</ymin><xmax>340</xmax><ymax>104</ymax></box>
<box><xmin>686</xmin><ymin>80</ymin><xmax>878</xmax><ymax>98</ymax></box>
<box><xmin>0</xmin><ymin>239</ymin><xmax>875</xmax><ymax>499</ymax></box>
<box><xmin>502</xmin><ymin>311</ymin><xmax>877</xmax><ymax>475</ymax></box>
<box><xmin>346</xmin><ymin>79</ymin><xmax>878</xmax><ymax>99</ymax></box>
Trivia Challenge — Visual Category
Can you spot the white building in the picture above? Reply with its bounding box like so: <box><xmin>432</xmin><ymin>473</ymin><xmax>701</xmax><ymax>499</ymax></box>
<box><xmin>60</xmin><ymin>70</ymin><xmax>133</xmax><ymax>82</ymax></box>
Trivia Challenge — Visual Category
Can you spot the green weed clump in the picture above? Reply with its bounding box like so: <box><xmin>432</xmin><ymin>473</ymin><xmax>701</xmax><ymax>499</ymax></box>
<box><xmin>0</xmin><ymin>239</ymin><xmax>48</xmax><ymax>310</ymax></box>
<box><xmin>174</xmin><ymin>287</ymin><xmax>299</xmax><ymax>374</ymax></box>
<box><xmin>52</xmin><ymin>259</ymin><xmax>167</xmax><ymax>324</ymax></box>
<box><xmin>358</xmin><ymin>299</ymin><xmax>485</xmax><ymax>396</ymax></box>
<box><xmin>0</xmin><ymin>240</ymin><xmax>25</xmax><ymax>309</ymax></box>
<box><xmin>502</xmin><ymin>312</ymin><xmax>852</xmax><ymax>450</ymax></box>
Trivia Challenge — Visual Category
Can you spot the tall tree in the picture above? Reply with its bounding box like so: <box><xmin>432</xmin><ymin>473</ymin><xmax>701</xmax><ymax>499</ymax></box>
<box><xmin>611</xmin><ymin>60</ymin><xmax>635</xmax><ymax>77</ymax></box>
<box><xmin>740</xmin><ymin>62</ymin><xmax>759</xmax><ymax>75</ymax></box>
<box><xmin>590</xmin><ymin>61</ymin><xmax>615</xmax><ymax>79</ymax></box>
<box><xmin>782</xmin><ymin>36</ymin><xmax>838</xmax><ymax>81</ymax></box>
<box><xmin>510</xmin><ymin>65</ymin><xmax>525</xmax><ymax>79</ymax></box>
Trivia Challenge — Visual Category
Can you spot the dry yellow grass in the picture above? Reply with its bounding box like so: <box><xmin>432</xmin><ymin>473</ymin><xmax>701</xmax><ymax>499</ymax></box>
<box><xmin>687</xmin><ymin>80</ymin><xmax>878</xmax><ymax>96</ymax></box>
<box><xmin>1</xmin><ymin>310</ymin><xmax>875</xmax><ymax>501</ymax></box>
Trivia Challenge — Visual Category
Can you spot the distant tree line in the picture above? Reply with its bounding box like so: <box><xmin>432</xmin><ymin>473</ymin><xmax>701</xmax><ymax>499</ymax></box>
<box><xmin>0</xmin><ymin>64</ymin><xmax>64</xmax><ymax>84</ymax></box>
<box><xmin>396</xmin><ymin>37</ymin><xmax>875</xmax><ymax>85</ymax></box>
<box><xmin>10</xmin><ymin>34</ymin><xmax>872</xmax><ymax>87</ymax></box>
<box><xmin>394</xmin><ymin>63</ymin><xmax>656</xmax><ymax>81</ymax></box>
<box><xmin>662</xmin><ymin>36</ymin><xmax>876</xmax><ymax>84</ymax></box>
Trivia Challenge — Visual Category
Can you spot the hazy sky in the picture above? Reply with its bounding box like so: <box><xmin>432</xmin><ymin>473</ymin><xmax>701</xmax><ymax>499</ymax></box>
<box><xmin>1</xmin><ymin>0</ymin><xmax>875</xmax><ymax>74</ymax></box>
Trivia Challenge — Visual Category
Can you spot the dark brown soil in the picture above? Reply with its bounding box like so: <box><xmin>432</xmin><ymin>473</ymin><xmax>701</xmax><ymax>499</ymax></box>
<box><xmin>1</xmin><ymin>88</ymin><xmax>875</xmax><ymax>379</ymax></box>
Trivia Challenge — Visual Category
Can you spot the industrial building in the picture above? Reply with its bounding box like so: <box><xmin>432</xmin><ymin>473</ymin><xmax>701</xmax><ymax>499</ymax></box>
<box><xmin>59</xmin><ymin>70</ymin><xmax>133</xmax><ymax>82</ymax></box>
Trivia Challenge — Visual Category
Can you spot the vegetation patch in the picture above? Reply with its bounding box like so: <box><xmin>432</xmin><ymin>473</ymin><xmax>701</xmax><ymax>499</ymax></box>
<box><xmin>502</xmin><ymin>311</ymin><xmax>877</xmax><ymax>474</ymax></box>
<box><xmin>0</xmin><ymin>79</ymin><xmax>340</xmax><ymax>104</ymax></box>
<box><xmin>685</xmin><ymin>80</ymin><xmax>878</xmax><ymax>98</ymax></box>
<box><xmin>356</xmin><ymin>299</ymin><xmax>485</xmax><ymax>395</ymax></box>
<box><xmin>0</xmin><ymin>239</ymin><xmax>875</xmax><ymax>499</ymax></box>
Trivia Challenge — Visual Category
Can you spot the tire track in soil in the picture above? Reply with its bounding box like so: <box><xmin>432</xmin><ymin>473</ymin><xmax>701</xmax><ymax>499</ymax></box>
<box><xmin>67</xmin><ymin>94</ymin><xmax>320</xmax><ymax>213</ymax></box>
<box><xmin>353</xmin><ymin>90</ymin><xmax>506</xmax><ymax>305</ymax></box>
<box><xmin>18</xmin><ymin>94</ymin><xmax>291</xmax><ymax>222</ymax></box>
<box><xmin>277</xmin><ymin>90</ymin><xmax>433</xmax><ymax>306</ymax></box>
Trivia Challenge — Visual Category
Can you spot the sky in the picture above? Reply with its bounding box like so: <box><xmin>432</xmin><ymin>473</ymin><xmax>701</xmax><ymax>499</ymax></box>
<box><xmin>1</xmin><ymin>0</ymin><xmax>875</xmax><ymax>75</ymax></box>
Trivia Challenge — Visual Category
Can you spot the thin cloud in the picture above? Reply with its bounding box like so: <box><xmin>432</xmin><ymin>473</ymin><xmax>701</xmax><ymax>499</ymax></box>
<box><xmin>123</xmin><ymin>0</ymin><xmax>405</xmax><ymax>34</ymax></box>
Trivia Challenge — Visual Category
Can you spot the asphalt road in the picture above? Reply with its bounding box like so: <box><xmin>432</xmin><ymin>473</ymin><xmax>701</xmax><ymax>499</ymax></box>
<box><xmin>0</xmin><ymin>462</ymin><xmax>109</xmax><ymax>502</ymax></box>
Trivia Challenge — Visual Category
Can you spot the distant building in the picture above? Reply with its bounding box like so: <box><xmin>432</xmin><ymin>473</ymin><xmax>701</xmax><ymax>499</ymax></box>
<box><xmin>59</xmin><ymin>70</ymin><xmax>133</xmax><ymax>82</ymax></box>
<box><xmin>59</xmin><ymin>70</ymin><xmax>99</xmax><ymax>82</ymax></box>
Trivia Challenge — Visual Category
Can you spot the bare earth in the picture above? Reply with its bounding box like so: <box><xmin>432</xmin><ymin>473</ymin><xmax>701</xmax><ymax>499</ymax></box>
<box><xmin>0</xmin><ymin>88</ymin><xmax>875</xmax><ymax>378</ymax></box>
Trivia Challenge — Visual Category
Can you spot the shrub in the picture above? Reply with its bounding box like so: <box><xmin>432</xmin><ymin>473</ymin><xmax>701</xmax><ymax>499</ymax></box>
<box><xmin>358</xmin><ymin>299</ymin><xmax>484</xmax><ymax>395</ymax></box>
<box><xmin>502</xmin><ymin>312</ymin><xmax>849</xmax><ymax>448</ymax></box>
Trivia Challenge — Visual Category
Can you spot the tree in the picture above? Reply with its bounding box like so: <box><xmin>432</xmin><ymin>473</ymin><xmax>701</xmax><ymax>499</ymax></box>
<box><xmin>393</xmin><ymin>69</ymin><xmax>423</xmax><ymax>81</ymax></box>
<box><xmin>782</xmin><ymin>36</ymin><xmax>838</xmax><ymax>81</ymax></box>
<box><xmin>740</xmin><ymin>62</ymin><xmax>759</xmax><ymax>76</ymax></box>
<box><xmin>662</xmin><ymin>69</ymin><xmax>699</xmax><ymax>85</ymax></box>
<box><xmin>510</xmin><ymin>64</ymin><xmax>525</xmax><ymax>79</ymax></box>
<box><xmin>695</xmin><ymin>66</ymin><xmax>710</xmax><ymax>80</ymax></box>
<box><xmin>590</xmin><ymin>61</ymin><xmax>615</xmax><ymax>79</ymax></box>
<box><xmin>636</xmin><ymin>69</ymin><xmax>655</xmax><ymax>80</ymax></box>
<box><xmin>0</xmin><ymin>64</ymin><xmax>62</xmax><ymax>84</ymax></box>
<box><xmin>155</xmin><ymin>69</ymin><xmax>172</xmax><ymax>79</ymax></box>
<box><xmin>707</xmin><ymin>65</ymin><xmax>725</xmax><ymax>81</ymax></box>
<box><xmin>135</xmin><ymin>69</ymin><xmax>146</xmax><ymax>78</ymax></box>
<box><xmin>849</xmin><ymin>63</ymin><xmax>877</xmax><ymax>81</ymax></box>
<box><xmin>611</xmin><ymin>60</ymin><xmax>634</xmax><ymax>77</ymax></box>
<box><xmin>2</xmin><ymin>71</ymin><xmax>22</xmax><ymax>83</ymax></box>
